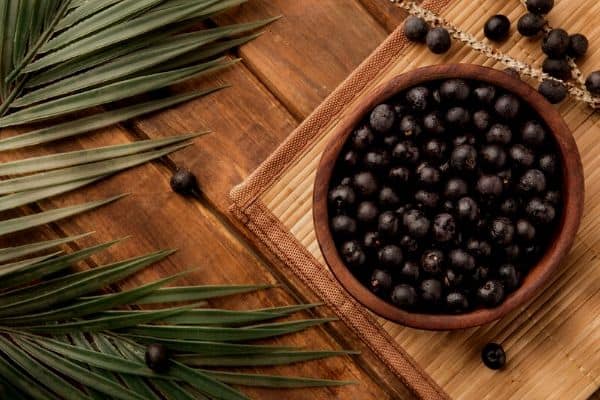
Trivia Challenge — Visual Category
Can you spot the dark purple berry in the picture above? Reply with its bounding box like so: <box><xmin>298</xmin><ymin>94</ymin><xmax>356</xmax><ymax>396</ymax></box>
<box><xmin>457</xmin><ymin>197</ymin><xmax>480</xmax><ymax>222</ymax></box>
<box><xmin>500</xmin><ymin>198</ymin><xmax>519</xmax><ymax>216</ymax></box>
<box><xmin>473</xmin><ymin>110</ymin><xmax>492</xmax><ymax>131</ymax></box>
<box><xmin>414</xmin><ymin>190</ymin><xmax>440</xmax><ymax>209</ymax></box>
<box><xmin>370</xmin><ymin>269</ymin><xmax>393</xmax><ymax>295</ymax></box>
<box><xmin>539</xmin><ymin>79</ymin><xmax>568</xmax><ymax>104</ymax></box>
<box><xmin>509</xmin><ymin>144</ymin><xmax>535</xmax><ymax>169</ymax></box>
<box><xmin>449</xmin><ymin>248</ymin><xmax>475</xmax><ymax>271</ymax></box>
<box><xmin>484</xmin><ymin>15</ymin><xmax>510</xmax><ymax>41</ymax></box>
<box><xmin>416</xmin><ymin>163</ymin><xmax>441</xmax><ymax>187</ymax></box>
<box><xmin>378</xmin><ymin>211</ymin><xmax>400</xmax><ymax>237</ymax></box>
<box><xmin>440</xmin><ymin>79</ymin><xmax>471</xmax><ymax>102</ymax></box>
<box><xmin>357</xmin><ymin>201</ymin><xmax>379</xmax><ymax>225</ymax></box>
<box><xmin>499</xmin><ymin>264</ymin><xmax>520</xmax><ymax>290</ymax></box>
<box><xmin>400</xmin><ymin>235</ymin><xmax>419</xmax><ymax>254</ymax></box>
<box><xmin>351</xmin><ymin>126</ymin><xmax>374</xmax><ymax>150</ymax></box>
<box><xmin>433</xmin><ymin>213</ymin><xmax>456</xmax><ymax>242</ymax></box>
<box><xmin>446</xmin><ymin>292</ymin><xmax>469</xmax><ymax>313</ymax></box>
<box><xmin>378</xmin><ymin>244</ymin><xmax>403</xmax><ymax>268</ymax></box>
<box><xmin>495</xmin><ymin>94</ymin><xmax>520</xmax><ymax>119</ymax></box>
<box><xmin>405</xmin><ymin>16</ymin><xmax>429</xmax><ymax>42</ymax></box>
<box><xmin>426</xmin><ymin>27</ymin><xmax>451</xmax><ymax>54</ymax></box>
<box><xmin>477</xmin><ymin>280</ymin><xmax>505</xmax><ymax>307</ymax></box>
<box><xmin>421</xmin><ymin>249</ymin><xmax>444</xmax><ymax>276</ymax></box>
<box><xmin>538</xmin><ymin>154</ymin><xmax>557</xmax><ymax>175</ymax></box>
<box><xmin>423</xmin><ymin>139</ymin><xmax>447</xmax><ymax>161</ymax></box>
<box><xmin>544</xmin><ymin>190</ymin><xmax>561</xmax><ymax>205</ymax></box>
<box><xmin>466</xmin><ymin>238</ymin><xmax>492</xmax><ymax>259</ymax></box>
<box><xmin>329</xmin><ymin>184</ymin><xmax>356</xmax><ymax>209</ymax></box>
<box><xmin>420</xmin><ymin>279</ymin><xmax>443</xmax><ymax>305</ymax></box>
<box><xmin>391</xmin><ymin>284</ymin><xmax>417</xmax><ymax>309</ymax></box>
<box><xmin>585</xmin><ymin>71</ymin><xmax>600</xmax><ymax>95</ymax></box>
<box><xmin>472</xmin><ymin>265</ymin><xmax>490</xmax><ymax>282</ymax></box>
<box><xmin>568</xmin><ymin>34</ymin><xmax>588</xmax><ymax>58</ymax></box>
<box><xmin>353</xmin><ymin>171</ymin><xmax>379</xmax><ymax>197</ymax></box>
<box><xmin>474</xmin><ymin>85</ymin><xmax>496</xmax><ymax>104</ymax></box>
<box><xmin>517</xmin><ymin>13</ymin><xmax>545</xmax><ymax>37</ymax></box>
<box><xmin>403</xmin><ymin>209</ymin><xmax>431</xmax><ymax>238</ymax></box>
<box><xmin>370</xmin><ymin>104</ymin><xmax>396</xmax><ymax>133</ymax></box>
<box><xmin>383</xmin><ymin>135</ymin><xmax>400</xmax><ymax>148</ymax></box>
<box><xmin>170</xmin><ymin>169</ymin><xmax>198</xmax><ymax>195</ymax></box>
<box><xmin>527</xmin><ymin>0</ymin><xmax>554</xmax><ymax>14</ymax></box>
<box><xmin>542</xmin><ymin>29</ymin><xmax>569</xmax><ymax>58</ymax></box>
<box><xmin>399</xmin><ymin>115</ymin><xmax>423</xmax><ymax>137</ymax></box>
<box><xmin>518</xmin><ymin>169</ymin><xmax>547</xmax><ymax>194</ymax></box>
<box><xmin>341</xmin><ymin>240</ymin><xmax>366</xmax><ymax>268</ymax></box>
<box><xmin>490</xmin><ymin>217</ymin><xmax>515</xmax><ymax>245</ymax></box>
<box><xmin>363</xmin><ymin>231</ymin><xmax>381</xmax><ymax>251</ymax></box>
<box><xmin>363</xmin><ymin>150</ymin><xmax>390</xmax><ymax>171</ymax></box>
<box><xmin>542</xmin><ymin>58</ymin><xmax>571</xmax><ymax>81</ymax></box>
<box><xmin>392</xmin><ymin>141</ymin><xmax>420</xmax><ymax>164</ymax></box>
<box><xmin>480</xmin><ymin>145</ymin><xmax>507</xmax><ymax>170</ymax></box>
<box><xmin>521</xmin><ymin>121</ymin><xmax>547</xmax><ymax>147</ymax></box>
<box><xmin>389</xmin><ymin>166</ymin><xmax>412</xmax><ymax>184</ymax></box>
<box><xmin>399</xmin><ymin>260</ymin><xmax>420</xmax><ymax>282</ymax></box>
<box><xmin>477</xmin><ymin>175</ymin><xmax>504</xmax><ymax>198</ymax></box>
<box><xmin>379</xmin><ymin>187</ymin><xmax>401</xmax><ymax>208</ymax></box>
<box><xmin>444</xmin><ymin>178</ymin><xmax>468</xmax><ymax>200</ymax></box>
<box><xmin>481</xmin><ymin>343</ymin><xmax>506</xmax><ymax>370</ymax></box>
<box><xmin>504</xmin><ymin>244</ymin><xmax>521</xmax><ymax>261</ymax></box>
<box><xmin>406</xmin><ymin>86</ymin><xmax>430</xmax><ymax>111</ymax></box>
<box><xmin>451</xmin><ymin>144</ymin><xmax>477</xmax><ymax>172</ymax></box>
<box><xmin>486</xmin><ymin>124</ymin><xmax>512</xmax><ymax>144</ymax></box>
<box><xmin>423</xmin><ymin>111</ymin><xmax>445</xmax><ymax>134</ymax></box>
<box><xmin>342</xmin><ymin>150</ymin><xmax>358</xmax><ymax>168</ymax></box>
<box><xmin>145</xmin><ymin>343</ymin><xmax>170</xmax><ymax>372</ymax></box>
<box><xmin>331</xmin><ymin>215</ymin><xmax>357</xmax><ymax>237</ymax></box>
<box><xmin>453</xmin><ymin>134</ymin><xmax>476</xmax><ymax>146</ymax></box>
<box><xmin>525</xmin><ymin>197</ymin><xmax>556</xmax><ymax>224</ymax></box>
<box><xmin>443</xmin><ymin>269</ymin><xmax>464</xmax><ymax>288</ymax></box>
<box><xmin>446</xmin><ymin>106</ymin><xmax>470</xmax><ymax>127</ymax></box>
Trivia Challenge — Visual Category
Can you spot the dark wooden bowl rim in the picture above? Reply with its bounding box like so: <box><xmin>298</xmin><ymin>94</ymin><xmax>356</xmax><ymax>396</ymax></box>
<box><xmin>313</xmin><ymin>64</ymin><xmax>584</xmax><ymax>330</ymax></box>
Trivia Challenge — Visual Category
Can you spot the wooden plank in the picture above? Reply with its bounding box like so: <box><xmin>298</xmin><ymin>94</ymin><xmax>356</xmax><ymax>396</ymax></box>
<box><xmin>358</xmin><ymin>0</ymin><xmax>410</xmax><ymax>33</ymax></box>
<box><xmin>212</xmin><ymin>0</ymin><xmax>389</xmax><ymax>120</ymax></box>
<box><xmin>0</xmin><ymin>123</ymin><xmax>402</xmax><ymax>400</ymax></box>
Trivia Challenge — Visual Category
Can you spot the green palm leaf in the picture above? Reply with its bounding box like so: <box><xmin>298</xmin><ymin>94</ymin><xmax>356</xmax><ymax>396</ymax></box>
<box><xmin>0</xmin><ymin>231</ymin><xmax>93</xmax><ymax>263</ymax></box>
<box><xmin>202</xmin><ymin>370</ymin><xmax>356</xmax><ymax>388</ymax></box>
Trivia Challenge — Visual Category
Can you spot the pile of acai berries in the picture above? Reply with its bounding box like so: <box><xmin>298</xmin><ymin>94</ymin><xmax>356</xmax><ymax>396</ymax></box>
<box><xmin>327</xmin><ymin>79</ymin><xmax>563</xmax><ymax>314</ymax></box>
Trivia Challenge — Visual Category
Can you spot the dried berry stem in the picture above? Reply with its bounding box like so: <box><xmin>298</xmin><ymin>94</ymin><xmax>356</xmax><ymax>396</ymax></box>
<box><xmin>390</xmin><ymin>0</ymin><xmax>599</xmax><ymax>109</ymax></box>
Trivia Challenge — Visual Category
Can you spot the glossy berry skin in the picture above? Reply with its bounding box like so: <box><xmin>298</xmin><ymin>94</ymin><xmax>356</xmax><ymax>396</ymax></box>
<box><xmin>443</xmin><ymin>268</ymin><xmax>464</xmax><ymax>288</ymax></box>
<box><xmin>426</xmin><ymin>27</ymin><xmax>451</xmax><ymax>54</ymax></box>
<box><xmin>481</xmin><ymin>343</ymin><xmax>506</xmax><ymax>370</ymax></box>
<box><xmin>473</xmin><ymin>110</ymin><xmax>491</xmax><ymax>132</ymax></box>
<box><xmin>433</xmin><ymin>213</ymin><xmax>456</xmax><ymax>242</ymax></box>
<box><xmin>518</xmin><ymin>169</ymin><xmax>547</xmax><ymax>194</ymax></box>
<box><xmin>404</xmin><ymin>16</ymin><xmax>429</xmax><ymax>42</ymax></box>
<box><xmin>466</xmin><ymin>238</ymin><xmax>492</xmax><ymax>259</ymax></box>
<box><xmin>391</xmin><ymin>284</ymin><xmax>417</xmax><ymax>309</ymax></box>
<box><xmin>331</xmin><ymin>215</ymin><xmax>357</xmax><ymax>238</ymax></box>
<box><xmin>400</xmin><ymin>235</ymin><xmax>419</xmax><ymax>254</ymax></box>
<box><xmin>406</xmin><ymin>86</ymin><xmax>430</xmax><ymax>111</ymax></box>
<box><xmin>363</xmin><ymin>231</ymin><xmax>381</xmax><ymax>251</ymax></box>
<box><xmin>477</xmin><ymin>175</ymin><xmax>504</xmax><ymax>199</ymax></box>
<box><xmin>449</xmin><ymin>249</ymin><xmax>475</xmax><ymax>271</ymax></box>
<box><xmin>538</xmin><ymin>154</ymin><xmax>557</xmax><ymax>175</ymax></box>
<box><xmin>494</xmin><ymin>94</ymin><xmax>520</xmax><ymax>119</ymax></box>
<box><xmin>486</xmin><ymin>124</ymin><xmax>512</xmax><ymax>145</ymax></box>
<box><xmin>509</xmin><ymin>144</ymin><xmax>535</xmax><ymax>169</ymax></box>
<box><xmin>399</xmin><ymin>115</ymin><xmax>423</xmax><ymax>137</ymax></box>
<box><xmin>480</xmin><ymin>145</ymin><xmax>507</xmax><ymax>170</ymax></box>
<box><xmin>585</xmin><ymin>71</ymin><xmax>600</xmax><ymax>96</ymax></box>
<box><xmin>353</xmin><ymin>171</ymin><xmax>379</xmax><ymax>197</ymax></box>
<box><xmin>490</xmin><ymin>217</ymin><xmax>515</xmax><ymax>246</ymax></box>
<box><xmin>538</xmin><ymin>79</ymin><xmax>567</xmax><ymax>104</ymax></box>
<box><xmin>445</xmin><ymin>107</ymin><xmax>470</xmax><ymax>128</ymax></box>
<box><xmin>356</xmin><ymin>201</ymin><xmax>379</xmax><ymax>225</ymax></box>
<box><xmin>526</xmin><ymin>198</ymin><xmax>556</xmax><ymax>224</ymax></box>
<box><xmin>363</xmin><ymin>150</ymin><xmax>390</xmax><ymax>171</ymax></box>
<box><xmin>423</xmin><ymin>112</ymin><xmax>446</xmax><ymax>134</ymax></box>
<box><xmin>421</xmin><ymin>249</ymin><xmax>445</xmax><ymax>276</ymax></box>
<box><xmin>484</xmin><ymin>15</ymin><xmax>511</xmax><ymax>41</ymax></box>
<box><xmin>370</xmin><ymin>269</ymin><xmax>393</xmax><ymax>295</ymax></box>
<box><xmin>416</xmin><ymin>163</ymin><xmax>441</xmax><ymax>187</ymax></box>
<box><xmin>414</xmin><ymin>190</ymin><xmax>440</xmax><ymax>209</ymax></box>
<box><xmin>170</xmin><ymin>169</ymin><xmax>198</xmax><ymax>195</ymax></box>
<box><xmin>544</xmin><ymin>190</ymin><xmax>561</xmax><ymax>205</ymax></box>
<box><xmin>146</xmin><ymin>343</ymin><xmax>170</xmax><ymax>372</ymax></box>
<box><xmin>515</xmin><ymin>219</ymin><xmax>536</xmax><ymax>241</ymax></box>
<box><xmin>542</xmin><ymin>29</ymin><xmax>570</xmax><ymax>58</ymax></box>
<box><xmin>474</xmin><ymin>85</ymin><xmax>496</xmax><ymax>105</ymax></box>
<box><xmin>393</xmin><ymin>141</ymin><xmax>420</xmax><ymax>164</ymax></box>
<box><xmin>370</xmin><ymin>104</ymin><xmax>396</xmax><ymax>133</ymax></box>
<box><xmin>521</xmin><ymin>121</ymin><xmax>546</xmax><ymax>147</ymax></box>
<box><xmin>446</xmin><ymin>292</ymin><xmax>469</xmax><ymax>313</ymax></box>
<box><xmin>526</xmin><ymin>0</ymin><xmax>554</xmax><ymax>14</ymax></box>
<box><xmin>379</xmin><ymin>187</ymin><xmax>401</xmax><ymax>208</ymax></box>
<box><xmin>341</xmin><ymin>241</ymin><xmax>366</xmax><ymax>268</ymax></box>
<box><xmin>499</xmin><ymin>264</ymin><xmax>520</xmax><ymax>291</ymax></box>
<box><xmin>444</xmin><ymin>178</ymin><xmax>468</xmax><ymax>200</ymax></box>
<box><xmin>378</xmin><ymin>244</ymin><xmax>403</xmax><ymax>268</ymax></box>
<box><xmin>457</xmin><ymin>197</ymin><xmax>480</xmax><ymax>222</ymax></box>
<box><xmin>400</xmin><ymin>261</ymin><xmax>420</xmax><ymax>282</ymax></box>
<box><xmin>439</xmin><ymin>79</ymin><xmax>471</xmax><ymax>102</ymax></box>
<box><xmin>351</xmin><ymin>126</ymin><xmax>374</xmax><ymax>150</ymax></box>
<box><xmin>403</xmin><ymin>209</ymin><xmax>431</xmax><ymax>238</ymax></box>
<box><xmin>542</xmin><ymin>58</ymin><xmax>571</xmax><ymax>81</ymax></box>
<box><xmin>378</xmin><ymin>211</ymin><xmax>400</xmax><ymax>237</ymax></box>
<box><xmin>568</xmin><ymin>34</ymin><xmax>588</xmax><ymax>58</ymax></box>
<box><xmin>517</xmin><ymin>13</ymin><xmax>545</xmax><ymax>37</ymax></box>
<box><xmin>420</xmin><ymin>279</ymin><xmax>443</xmax><ymax>306</ymax></box>
<box><xmin>451</xmin><ymin>144</ymin><xmax>477</xmax><ymax>172</ymax></box>
<box><xmin>423</xmin><ymin>139</ymin><xmax>447</xmax><ymax>161</ymax></box>
<box><xmin>329</xmin><ymin>185</ymin><xmax>356</xmax><ymax>210</ymax></box>
<box><xmin>477</xmin><ymin>280</ymin><xmax>505</xmax><ymax>307</ymax></box>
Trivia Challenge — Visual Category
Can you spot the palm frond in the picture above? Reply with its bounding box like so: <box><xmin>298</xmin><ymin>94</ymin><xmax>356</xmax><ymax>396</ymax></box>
<box><xmin>0</xmin><ymin>1</ymin><xmax>353</xmax><ymax>398</ymax></box>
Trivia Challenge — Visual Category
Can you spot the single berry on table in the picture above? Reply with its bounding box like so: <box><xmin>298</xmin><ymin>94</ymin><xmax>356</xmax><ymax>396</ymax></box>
<box><xmin>542</xmin><ymin>29</ymin><xmax>570</xmax><ymax>58</ymax></box>
<box><xmin>542</xmin><ymin>58</ymin><xmax>571</xmax><ymax>81</ymax></box>
<box><xmin>426</xmin><ymin>27</ymin><xmax>452</xmax><ymax>54</ymax></box>
<box><xmin>404</xmin><ymin>16</ymin><xmax>429</xmax><ymax>42</ymax></box>
<box><xmin>538</xmin><ymin>79</ymin><xmax>568</xmax><ymax>104</ymax></box>
<box><xmin>145</xmin><ymin>343</ymin><xmax>170</xmax><ymax>373</ymax></box>
<box><xmin>481</xmin><ymin>343</ymin><xmax>506</xmax><ymax>370</ymax></box>
<box><xmin>568</xmin><ymin>33</ymin><xmax>588</xmax><ymax>58</ymax></box>
<box><xmin>484</xmin><ymin>15</ymin><xmax>511</xmax><ymax>41</ymax></box>
<box><xmin>170</xmin><ymin>169</ymin><xmax>198</xmax><ymax>195</ymax></box>
<box><xmin>585</xmin><ymin>71</ymin><xmax>600</xmax><ymax>96</ymax></box>
<box><xmin>526</xmin><ymin>0</ymin><xmax>554</xmax><ymax>14</ymax></box>
<box><xmin>517</xmin><ymin>13</ymin><xmax>545</xmax><ymax>37</ymax></box>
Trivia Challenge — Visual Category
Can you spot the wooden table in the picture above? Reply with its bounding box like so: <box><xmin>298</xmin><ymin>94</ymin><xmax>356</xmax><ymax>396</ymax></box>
<box><xmin>3</xmin><ymin>1</ymin><xmax>597</xmax><ymax>399</ymax></box>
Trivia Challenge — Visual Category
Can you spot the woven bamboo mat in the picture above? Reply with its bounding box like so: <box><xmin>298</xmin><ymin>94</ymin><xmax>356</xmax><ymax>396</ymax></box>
<box><xmin>231</xmin><ymin>0</ymin><xmax>600</xmax><ymax>398</ymax></box>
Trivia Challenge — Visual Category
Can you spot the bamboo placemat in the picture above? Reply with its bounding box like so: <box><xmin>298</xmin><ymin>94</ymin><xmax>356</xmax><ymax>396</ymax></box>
<box><xmin>230</xmin><ymin>0</ymin><xmax>600</xmax><ymax>398</ymax></box>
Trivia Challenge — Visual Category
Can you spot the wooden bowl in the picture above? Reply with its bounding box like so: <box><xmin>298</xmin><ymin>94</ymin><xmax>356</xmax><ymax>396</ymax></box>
<box><xmin>313</xmin><ymin>64</ymin><xmax>584</xmax><ymax>330</ymax></box>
